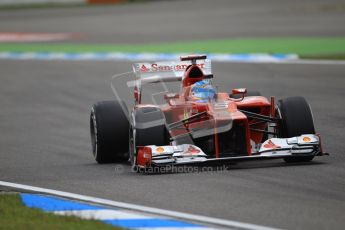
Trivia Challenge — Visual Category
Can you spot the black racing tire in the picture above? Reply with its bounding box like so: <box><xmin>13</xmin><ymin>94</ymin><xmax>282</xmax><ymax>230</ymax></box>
<box><xmin>90</xmin><ymin>100</ymin><xmax>129</xmax><ymax>164</ymax></box>
<box><xmin>230</xmin><ymin>90</ymin><xmax>261</xmax><ymax>99</ymax></box>
<box><xmin>129</xmin><ymin>107</ymin><xmax>169</xmax><ymax>167</ymax></box>
<box><xmin>278</xmin><ymin>96</ymin><xmax>315</xmax><ymax>163</ymax></box>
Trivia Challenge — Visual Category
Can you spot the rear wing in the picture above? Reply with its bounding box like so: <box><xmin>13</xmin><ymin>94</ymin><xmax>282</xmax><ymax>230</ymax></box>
<box><xmin>133</xmin><ymin>59</ymin><xmax>212</xmax><ymax>83</ymax></box>
<box><xmin>131</xmin><ymin>56</ymin><xmax>212</xmax><ymax>103</ymax></box>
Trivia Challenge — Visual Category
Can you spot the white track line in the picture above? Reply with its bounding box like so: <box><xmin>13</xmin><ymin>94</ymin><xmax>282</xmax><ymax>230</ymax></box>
<box><xmin>0</xmin><ymin>52</ymin><xmax>344</xmax><ymax>65</ymax></box>
<box><xmin>135</xmin><ymin>228</ymin><xmax>220</xmax><ymax>230</ymax></box>
<box><xmin>0</xmin><ymin>181</ymin><xmax>279</xmax><ymax>230</ymax></box>
<box><xmin>209</xmin><ymin>59</ymin><xmax>345</xmax><ymax>65</ymax></box>
<box><xmin>269</xmin><ymin>59</ymin><xmax>345</xmax><ymax>65</ymax></box>
<box><xmin>53</xmin><ymin>209</ymin><xmax>153</xmax><ymax>220</ymax></box>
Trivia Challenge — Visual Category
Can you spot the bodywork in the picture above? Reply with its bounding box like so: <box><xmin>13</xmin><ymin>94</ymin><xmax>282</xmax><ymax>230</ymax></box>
<box><xmin>122</xmin><ymin>55</ymin><xmax>325</xmax><ymax>169</ymax></box>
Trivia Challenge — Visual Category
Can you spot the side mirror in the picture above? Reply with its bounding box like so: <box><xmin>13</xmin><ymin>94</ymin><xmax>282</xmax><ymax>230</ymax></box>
<box><xmin>164</xmin><ymin>93</ymin><xmax>179</xmax><ymax>100</ymax></box>
<box><xmin>232</xmin><ymin>88</ymin><xmax>247</xmax><ymax>95</ymax></box>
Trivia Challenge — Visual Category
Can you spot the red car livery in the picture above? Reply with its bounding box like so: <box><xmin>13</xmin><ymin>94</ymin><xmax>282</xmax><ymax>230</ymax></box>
<box><xmin>90</xmin><ymin>55</ymin><xmax>326</xmax><ymax>172</ymax></box>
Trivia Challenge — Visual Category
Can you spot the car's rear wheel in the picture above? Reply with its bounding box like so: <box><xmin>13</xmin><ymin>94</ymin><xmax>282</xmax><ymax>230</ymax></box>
<box><xmin>278</xmin><ymin>96</ymin><xmax>315</xmax><ymax>163</ymax></box>
<box><xmin>90</xmin><ymin>100</ymin><xmax>129</xmax><ymax>164</ymax></box>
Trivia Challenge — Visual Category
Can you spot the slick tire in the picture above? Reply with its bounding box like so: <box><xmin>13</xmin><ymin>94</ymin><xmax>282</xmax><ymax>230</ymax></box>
<box><xmin>90</xmin><ymin>100</ymin><xmax>129</xmax><ymax>164</ymax></box>
<box><xmin>129</xmin><ymin>107</ymin><xmax>169</xmax><ymax>167</ymax></box>
<box><xmin>278</xmin><ymin>96</ymin><xmax>315</xmax><ymax>163</ymax></box>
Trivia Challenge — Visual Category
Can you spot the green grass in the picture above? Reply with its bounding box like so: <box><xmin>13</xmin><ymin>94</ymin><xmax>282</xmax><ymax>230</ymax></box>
<box><xmin>0</xmin><ymin>37</ymin><xmax>345</xmax><ymax>56</ymax></box>
<box><xmin>0</xmin><ymin>194</ymin><xmax>122</xmax><ymax>230</ymax></box>
<box><xmin>300</xmin><ymin>53</ymin><xmax>345</xmax><ymax>60</ymax></box>
<box><xmin>0</xmin><ymin>37</ymin><xmax>345</xmax><ymax>59</ymax></box>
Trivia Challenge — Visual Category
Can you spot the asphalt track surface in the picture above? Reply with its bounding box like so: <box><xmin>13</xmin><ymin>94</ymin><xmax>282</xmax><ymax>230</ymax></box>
<box><xmin>1</xmin><ymin>0</ymin><xmax>345</xmax><ymax>43</ymax></box>
<box><xmin>1</xmin><ymin>1</ymin><xmax>345</xmax><ymax>230</ymax></box>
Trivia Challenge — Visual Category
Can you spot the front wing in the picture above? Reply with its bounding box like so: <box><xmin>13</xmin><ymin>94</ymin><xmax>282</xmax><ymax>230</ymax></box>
<box><xmin>136</xmin><ymin>134</ymin><xmax>325</xmax><ymax>168</ymax></box>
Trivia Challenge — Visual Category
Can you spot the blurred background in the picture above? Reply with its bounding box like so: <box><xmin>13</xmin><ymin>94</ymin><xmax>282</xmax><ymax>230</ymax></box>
<box><xmin>1</xmin><ymin>1</ymin><xmax>345</xmax><ymax>230</ymax></box>
<box><xmin>0</xmin><ymin>0</ymin><xmax>345</xmax><ymax>59</ymax></box>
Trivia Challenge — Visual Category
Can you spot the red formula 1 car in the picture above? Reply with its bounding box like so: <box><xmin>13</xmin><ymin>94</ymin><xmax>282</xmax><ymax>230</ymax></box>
<box><xmin>90</xmin><ymin>55</ymin><xmax>326</xmax><ymax>171</ymax></box>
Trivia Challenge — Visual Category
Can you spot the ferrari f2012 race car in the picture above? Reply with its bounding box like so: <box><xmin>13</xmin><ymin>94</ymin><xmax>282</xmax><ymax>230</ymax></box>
<box><xmin>90</xmin><ymin>55</ymin><xmax>326</xmax><ymax>171</ymax></box>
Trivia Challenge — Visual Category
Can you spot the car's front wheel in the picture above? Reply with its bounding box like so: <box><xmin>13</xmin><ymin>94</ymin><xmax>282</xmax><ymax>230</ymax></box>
<box><xmin>129</xmin><ymin>107</ymin><xmax>169</xmax><ymax>168</ymax></box>
<box><xmin>278</xmin><ymin>96</ymin><xmax>315</xmax><ymax>163</ymax></box>
<box><xmin>90</xmin><ymin>100</ymin><xmax>129</xmax><ymax>164</ymax></box>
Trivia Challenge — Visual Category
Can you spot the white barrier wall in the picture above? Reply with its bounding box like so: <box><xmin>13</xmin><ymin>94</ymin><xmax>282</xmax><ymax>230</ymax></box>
<box><xmin>0</xmin><ymin>0</ymin><xmax>126</xmax><ymax>5</ymax></box>
<box><xmin>0</xmin><ymin>0</ymin><xmax>84</xmax><ymax>6</ymax></box>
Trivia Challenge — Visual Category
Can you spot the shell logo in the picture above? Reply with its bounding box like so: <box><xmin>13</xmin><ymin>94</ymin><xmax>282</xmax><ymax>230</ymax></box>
<box><xmin>156</xmin><ymin>147</ymin><xmax>165</xmax><ymax>153</ymax></box>
<box><xmin>303</xmin><ymin>136</ymin><xmax>311</xmax><ymax>142</ymax></box>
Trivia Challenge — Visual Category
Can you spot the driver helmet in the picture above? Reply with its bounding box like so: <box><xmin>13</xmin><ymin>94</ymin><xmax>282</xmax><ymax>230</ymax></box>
<box><xmin>190</xmin><ymin>79</ymin><xmax>216</xmax><ymax>102</ymax></box>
